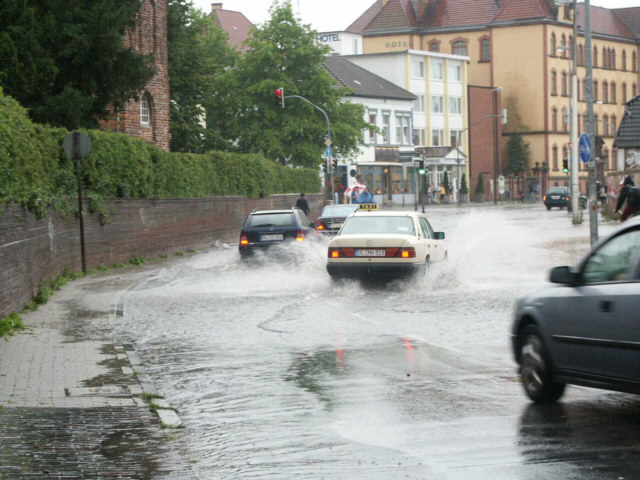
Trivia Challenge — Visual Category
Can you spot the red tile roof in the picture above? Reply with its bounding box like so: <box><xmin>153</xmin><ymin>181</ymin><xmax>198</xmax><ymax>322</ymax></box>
<box><xmin>576</xmin><ymin>4</ymin><xmax>635</xmax><ymax>40</ymax></box>
<box><xmin>613</xmin><ymin>8</ymin><xmax>640</xmax><ymax>39</ymax></box>
<box><xmin>347</xmin><ymin>0</ymin><xmax>384</xmax><ymax>33</ymax></box>
<box><xmin>351</xmin><ymin>0</ymin><xmax>640</xmax><ymax>40</ymax></box>
<box><xmin>210</xmin><ymin>8</ymin><xmax>254</xmax><ymax>52</ymax></box>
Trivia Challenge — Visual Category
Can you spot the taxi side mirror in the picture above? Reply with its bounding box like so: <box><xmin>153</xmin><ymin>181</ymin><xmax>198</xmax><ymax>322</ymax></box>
<box><xmin>434</xmin><ymin>232</ymin><xmax>445</xmax><ymax>240</ymax></box>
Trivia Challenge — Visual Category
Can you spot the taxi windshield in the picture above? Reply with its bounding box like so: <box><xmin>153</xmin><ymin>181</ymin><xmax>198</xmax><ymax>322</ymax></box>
<box><xmin>340</xmin><ymin>216</ymin><xmax>415</xmax><ymax>235</ymax></box>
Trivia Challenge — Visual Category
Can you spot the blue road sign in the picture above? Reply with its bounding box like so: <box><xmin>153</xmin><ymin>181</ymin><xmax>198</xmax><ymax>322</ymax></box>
<box><xmin>579</xmin><ymin>133</ymin><xmax>592</xmax><ymax>163</ymax></box>
<box><xmin>324</xmin><ymin>146</ymin><xmax>333</xmax><ymax>158</ymax></box>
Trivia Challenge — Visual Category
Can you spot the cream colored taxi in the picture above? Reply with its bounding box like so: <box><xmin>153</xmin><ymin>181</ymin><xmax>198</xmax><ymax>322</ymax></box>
<box><xmin>326</xmin><ymin>206</ymin><xmax>446</xmax><ymax>279</ymax></box>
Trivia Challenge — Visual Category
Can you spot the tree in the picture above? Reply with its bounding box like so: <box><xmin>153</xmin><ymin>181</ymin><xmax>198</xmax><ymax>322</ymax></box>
<box><xmin>443</xmin><ymin>171</ymin><xmax>450</xmax><ymax>194</ymax></box>
<box><xmin>209</xmin><ymin>1</ymin><xmax>366</xmax><ymax>168</ymax></box>
<box><xmin>476</xmin><ymin>173</ymin><xmax>485</xmax><ymax>194</ymax></box>
<box><xmin>0</xmin><ymin>0</ymin><xmax>155</xmax><ymax>129</ymax></box>
<box><xmin>167</xmin><ymin>1</ymin><xmax>237</xmax><ymax>153</ymax></box>
<box><xmin>506</xmin><ymin>133</ymin><xmax>530</xmax><ymax>175</ymax></box>
<box><xmin>459</xmin><ymin>173</ymin><xmax>469</xmax><ymax>195</ymax></box>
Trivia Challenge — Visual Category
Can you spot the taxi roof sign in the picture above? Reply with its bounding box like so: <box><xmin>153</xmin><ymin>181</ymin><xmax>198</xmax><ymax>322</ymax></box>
<box><xmin>358</xmin><ymin>203</ymin><xmax>378</xmax><ymax>211</ymax></box>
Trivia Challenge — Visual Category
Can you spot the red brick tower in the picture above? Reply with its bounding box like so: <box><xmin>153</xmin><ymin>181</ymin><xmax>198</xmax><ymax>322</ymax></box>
<box><xmin>102</xmin><ymin>0</ymin><xmax>170</xmax><ymax>151</ymax></box>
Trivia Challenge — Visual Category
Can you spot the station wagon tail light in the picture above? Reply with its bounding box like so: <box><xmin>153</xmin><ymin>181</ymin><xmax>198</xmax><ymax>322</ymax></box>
<box><xmin>296</xmin><ymin>230</ymin><xmax>305</xmax><ymax>242</ymax></box>
<box><xmin>314</xmin><ymin>222</ymin><xmax>326</xmax><ymax>231</ymax></box>
<box><xmin>240</xmin><ymin>234</ymin><xmax>249</xmax><ymax>245</ymax></box>
<box><xmin>328</xmin><ymin>248</ymin><xmax>341</xmax><ymax>258</ymax></box>
<box><xmin>398</xmin><ymin>247</ymin><xmax>416</xmax><ymax>258</ymax></box>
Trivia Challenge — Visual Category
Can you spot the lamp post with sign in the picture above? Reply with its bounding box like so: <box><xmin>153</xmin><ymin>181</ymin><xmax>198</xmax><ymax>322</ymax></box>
<box><xmin>63</xmin><ymin>131</ymin><xmax>92</xmax><ymax>274</ymax></box>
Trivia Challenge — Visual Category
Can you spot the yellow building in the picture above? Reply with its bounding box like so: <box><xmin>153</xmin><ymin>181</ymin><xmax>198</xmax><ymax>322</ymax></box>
<box><xmin>350</xmin><ymin>0</ymin><xmax>640</xmax><ymax>192</ymax></box>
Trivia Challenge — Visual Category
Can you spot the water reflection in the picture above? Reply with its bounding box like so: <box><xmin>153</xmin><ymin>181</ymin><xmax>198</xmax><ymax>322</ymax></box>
<box><xmin>518</xmin><ymin>398</ymin><xmax>640</xmax><ymax>478</ymax></box>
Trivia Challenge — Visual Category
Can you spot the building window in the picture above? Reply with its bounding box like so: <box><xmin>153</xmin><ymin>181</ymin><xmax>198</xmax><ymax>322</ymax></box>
<box><xmin>551</xmin><ymin>71</ymin><xmax>557</xmax><ymax>95</ymax></box>
<box><xmin>561</xmin><ymin>107</ymin><xmax>569</xmax><ymax>132</ymax></box>
<box><xmin>431</xmin><ymin>129</ymin><xmax>444</xmax><ymax>146</ymax></box>
<box><xmin>593</xmin><ymin>80</ymin><xmax>598</xmax><ymax>101</ymax></box>
<box><xmin>602</xmin><ymin>81</ymin><xmax>609</xmax><ymax>103</ymax></box>
<box><xmin>395</xmin><ymin>115</ymin><xmax>410</xmax><ymax>145</ymax></box>
<box><xmin>550</xmin><ymin>33</ymin><xmax>556</xmax><ymax>56</ymax></box>
<box><xmin>578</xmin><ymin>44</ymin><xmax>584</xmax><ymax>66</ymax></box>
<box><xmin>563</xmin><ymin>146</ymin><xmax>569</xmax><ymax>169</ymax></box>
<box><xmin>634</xmin><ymin>51</ymin><xmax>638</xmax><ymax>72</ymax></box>
<box><xmin>431</xmin><ymin>95</ymin><xmax>444</xmax><ymax>113</ymax></box>
<box><xmin>449</xmin><ymin>63</ymin><xmax>462</xmax><ymax>82</ymax></box>
<box><xmin>603</xmin><ymin>48</ymin><xmax>608</xmax><ymax>69</ymax></box>
<box><xmin>582</xmin><ymin>78</ymin><xmax>587</xmax><ymax>103</ymax></box>
<box><xmin>612</xmin><ymin>115</ymin><xmax>617</xmax><ymax>136</ymax></box>
<box><xmin>452</xmin><ymin>40</ymin><xmax>467</xmax><ymax>56</ymax></box>
<box><xmin>611</xmin><ymin>82</ymin><xmax>617</xmax><ymax>104</ymax></box>
<box><xmin>593</xmin><ymin>46</ymin><xmax>598</xmax><ymax>68</ymax></box>
<box><xmin>431</xmin><ymin>61</ymin><xmax>443</xmax><ymax>80</ymax></box>
<box><xmin>552</xmin><ymin>145</ymin><xmax>559</xmax><ymax>171</ymax></box>
<box><xmin>622</xmin><ymin>82</ymin><xmax>627</xmax><ymax>102</ymax></box>
<box><xmin>603</xmin><ymin>114</ymin><xmax>609</xmax><ymax>135</ymax></box>
<box><xmin>480</xmin><ymin>39</ymin><xmax>490</xmax><ymax>62</ymax></box>
<box><xmin>560</xmin><ymin>34</ymin><xmax>567</xmax><ymax>57</ymax></box>
<box><xmin>382</xmin><ymin>113</ymin><xmax>390</xmax><ymax>143</ymax></box>
<box><xmin>577</xmin><ymin>77</ymin><xmax>581</xmax><ymax>101</ymax></box>
<box><xmin>612</xmin><ymin>48</ymin><xmax>616</xmax><ymax>69</ymax></box>
<box><xmin>561</xmin><ymin>72</ymin><xmax>568</xmax><ymax>96</ymax></box>
<box><xmin>413</xmin><ymin>128</ymin><xmax>426</xmax><ymax>146</ymax></box>
<box><xmin>429</xmin><ymin>42</ymin><xmax>440</xmax><ymax>52</ymax></box>
<box><xmin>449</xmin><ymin>96</ymin><xmax>462</xmax><ymax>115</ymax></box>
<box><xmin>411</xmin><ymin>59</ymin><xmax>425</xmax><ymax>78</ymax></box>
<box><xmin>551</xmin><ymin>107</ymin><xmax>558</xmax><ymax>131</ymax></box>
<box><xmin>140</xmin><ymin>96</ymin><xmax>151</xmax><ymax>125</ymax></box>
<box><xmin>450</xmin><ymin>129</ymin><xmax>461</xmax><ymax>148</ymax></box>
<box><xmin>622</xmin><ymin>50</ymin><xmax>627</xmax><ymax>71</ymax></box>
<box><xmin>368</xmin><ymin>112</ymin><xmax>377</xmax><ymax>142</ymax></box>
<box><xmin>413</xmin><ymin>94</ymin><xmax>425</xmax><ymax>112</ymax></box>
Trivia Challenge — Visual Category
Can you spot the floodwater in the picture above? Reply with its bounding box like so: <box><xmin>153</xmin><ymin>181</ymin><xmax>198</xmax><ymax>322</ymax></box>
<box><xmin>88</xmin><ymin>206</ymin><xmax>640</xmax><ymax>479</ymax></box>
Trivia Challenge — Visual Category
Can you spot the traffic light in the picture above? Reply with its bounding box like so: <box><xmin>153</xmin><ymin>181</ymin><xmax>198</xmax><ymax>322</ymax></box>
<box><xmin>562</xmin><ymin>159</ymin><xmax>569</xmax><ymax>173</ymax></box>
<box><xmin>321</xmin><ymin>160</ymin><xmax>327</xmax><ymax>172</ymax></box>
<box><xmin>332</xmin><ymin>158</ymin><xmax>338</xmax><ymax>170</ymax></box>
<box><xmin>274</xmin><ymin>88</ymin><xmax>284</xmax><ymax>108</ymax></box>
<box><xmin>418</xmin><ymin>160</ymin><xmax>425</xmax><ymax>175</ymax></box>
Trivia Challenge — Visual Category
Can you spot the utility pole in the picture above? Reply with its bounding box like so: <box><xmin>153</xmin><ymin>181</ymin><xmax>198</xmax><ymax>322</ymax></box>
<box><xmin>584</xmin><ymin>0</ymin><xmax>599</xmax><ymax>244</ymax></box>
<box><xmin>570</xmin><ymin>0</ymin><xmax>580</xmax><ymax>223</ymax></box>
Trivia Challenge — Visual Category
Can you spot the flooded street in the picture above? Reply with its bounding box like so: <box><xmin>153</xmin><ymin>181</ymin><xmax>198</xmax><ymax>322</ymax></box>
<box><xmin>84</xmin><ymin>206</ymin><xmax>640</xmax><ymax>479</ymax></box>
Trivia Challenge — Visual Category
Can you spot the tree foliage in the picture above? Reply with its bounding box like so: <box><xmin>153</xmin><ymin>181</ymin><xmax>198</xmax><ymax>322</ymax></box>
<box><xmin>506</xmin><ymin>133</ymin><xmax>530</xmax><ymax>174</ymax></box>
<box><xmin>209</xmin><ymin>0</ymin><xmax>366</xmax><ymax>168</ymax></box>
<box><xmin>0</xmin><ymin>0</ymin><xmax>155</xmax><ymax>129</ymax></box>
<box><xmin>167</xmin><ymin>1</ymin><xmax>237</xmax><ymax>153</ymax></box>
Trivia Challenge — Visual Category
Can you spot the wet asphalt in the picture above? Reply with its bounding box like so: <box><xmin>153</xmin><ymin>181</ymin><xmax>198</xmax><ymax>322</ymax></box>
<box><xmin>2</xmin><ymin>204</ymin><xmax>639</xmax><ymax>479</ymax></box>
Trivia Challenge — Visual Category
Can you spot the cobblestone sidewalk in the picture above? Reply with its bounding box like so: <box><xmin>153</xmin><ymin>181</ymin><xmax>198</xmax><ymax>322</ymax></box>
<box><xmin>0</xmin><ymin>269</ymin><xmax>194</xmax><ymax>479</ymax></box>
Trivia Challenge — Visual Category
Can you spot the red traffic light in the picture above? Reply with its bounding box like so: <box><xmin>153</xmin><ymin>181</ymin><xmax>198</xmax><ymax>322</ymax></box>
<box><xmin>274</xmin><ymin>88</ymin><xmax>284</xmax><ymax>108</ymax></box>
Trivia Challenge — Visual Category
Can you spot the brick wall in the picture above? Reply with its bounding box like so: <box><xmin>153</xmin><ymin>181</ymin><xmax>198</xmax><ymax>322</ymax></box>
<box><xmin>101</xmin><ymin>0</ymin><xmax>171</xmax><ymax>150</ymax></box>
<box><xmin>0</xmin><ymin>194</ymin><xmax>322</xmax><ymax>318</ymax></box>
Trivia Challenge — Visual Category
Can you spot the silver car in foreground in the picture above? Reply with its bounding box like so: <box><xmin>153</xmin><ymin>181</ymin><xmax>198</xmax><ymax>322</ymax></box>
<box><xmin>511</xmin><ymin>217</ymin><xmax>640</xmax><ymax>403</ymax></box>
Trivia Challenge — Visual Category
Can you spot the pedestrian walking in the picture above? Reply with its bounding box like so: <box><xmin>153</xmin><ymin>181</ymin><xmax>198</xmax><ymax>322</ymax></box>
<box><xmin>615</xmin><ymin>176</ymin><xmax>640</xmax><ymax>222</ymax></box>
<box><xmin>295</xmin><ymin>193</ymin><xmax>310</xmax><ymax>217</ymax></box>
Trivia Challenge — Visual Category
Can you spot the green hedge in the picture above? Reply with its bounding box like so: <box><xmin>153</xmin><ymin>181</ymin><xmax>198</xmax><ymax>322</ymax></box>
<box><xmin>0</xmin><ymin>87</ymin><xmax>320</xmax><ymax>216</ymax></box>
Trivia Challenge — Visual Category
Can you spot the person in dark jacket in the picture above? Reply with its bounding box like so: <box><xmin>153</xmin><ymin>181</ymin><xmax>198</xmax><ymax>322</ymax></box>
<box><xmin>615</xmin><ymin>176</ymin><xmax>640</xmax><ymax>222</ymax></box>
<box><xmin>295</xmin><ymin>193</ymin><xmax>310</xmax><ymax>217</ymax></box>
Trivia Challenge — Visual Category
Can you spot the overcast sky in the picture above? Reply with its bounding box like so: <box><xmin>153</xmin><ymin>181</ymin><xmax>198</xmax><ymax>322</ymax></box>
<box><xmin>192</xmin><ymin>0</ymin><xmax>640</xmax><ymax>32</ymax></box>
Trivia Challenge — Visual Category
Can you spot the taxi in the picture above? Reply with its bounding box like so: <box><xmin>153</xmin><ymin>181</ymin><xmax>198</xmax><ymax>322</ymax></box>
<box><xmin>326</xmin><ymin>205</ymin><xmax>446</xmax><ymax>279</ymax></box>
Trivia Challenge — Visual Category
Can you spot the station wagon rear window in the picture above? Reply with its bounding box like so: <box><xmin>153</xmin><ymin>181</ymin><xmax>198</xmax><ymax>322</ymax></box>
<box><xmin>247</xmin><ymin>213</ymin><xmax>294</xmax><ymax>228</ymax></box>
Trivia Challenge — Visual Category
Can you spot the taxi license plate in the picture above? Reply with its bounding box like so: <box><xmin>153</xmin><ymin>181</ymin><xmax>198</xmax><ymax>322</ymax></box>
<box><xmin>261</xmin><ymin>233</ymin><xmax>283</xmax><ymax>241</ymax></box>
<box><xmin>355</xmin><ymin>249</ymin><xmax>385</xmax><ymax>257</ymax></box>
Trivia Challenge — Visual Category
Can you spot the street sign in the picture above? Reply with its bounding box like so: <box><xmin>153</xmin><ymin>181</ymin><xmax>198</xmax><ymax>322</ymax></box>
<box><xmin>63</xmin><ymin>131</ymin><xmax>92</xmax><ymax>159</ymax></box>
<box><xmin>325</xmin><ymin>138</ymin><xmax>332</xmax><ymax>147</ymax></box>
<box><xmin>324</xmin><ymin>146</ymin><xmax>333</xmax><ymax>158</ymax></box>
<box><xmin>579</xmin><ymin>133</ymin><xmax>591</xmax><ymax>164</ymax></box>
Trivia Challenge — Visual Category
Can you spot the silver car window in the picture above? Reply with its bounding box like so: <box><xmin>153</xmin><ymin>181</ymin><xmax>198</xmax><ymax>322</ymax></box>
<box><xmin>582</xmin><ymin>229</ymin><xmax>640</xmax><ymax>284</ymax></box>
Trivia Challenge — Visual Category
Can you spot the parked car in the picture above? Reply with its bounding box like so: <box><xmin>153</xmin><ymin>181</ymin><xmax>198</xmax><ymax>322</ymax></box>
<box><xmin>511</xmin><ymin>216</ymin><xmax>640</xmax><ymax>403</ymax></box>
<box><xmin>312</xmin><ymin>204</ymin><xmax>360</xmax><ymax>235</ymax></box>
<box><xmin>238</xmin><ymin>208</ymin><xmax>314</xmax><ymax>258</ymax></box>
<box><xmin>326</xmin><ymin>210</ymin><xmax>446</xmax><ymax>280</ymax></box>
